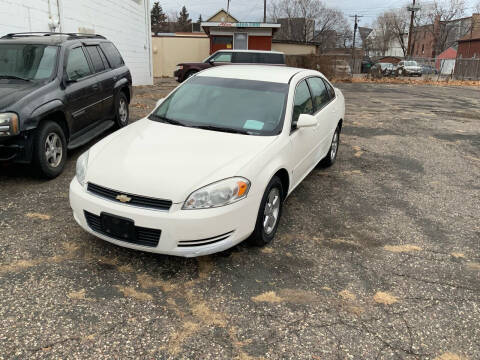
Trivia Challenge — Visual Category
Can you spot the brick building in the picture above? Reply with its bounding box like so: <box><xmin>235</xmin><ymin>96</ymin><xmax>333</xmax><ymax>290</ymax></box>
<box><xmin>457</xmin><ymin>14</ymin><xmax>480</xmax><ymax>58</ymax></box>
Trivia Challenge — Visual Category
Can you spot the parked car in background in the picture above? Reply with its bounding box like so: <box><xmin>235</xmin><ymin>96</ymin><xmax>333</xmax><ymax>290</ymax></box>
<box><xmin>361</xmin><ymin>58</ymin><xmax>374</xmax><ymax>73</ymax></box>
<box><xmin>396</xmin><ymin>60</ymin><xmax>423</xmax><ymax>77</ymax></box>
<box><xmin>421</xmin><ymin>64</ymin><xmax>438</xmax><ymax>75</ymax></box>
<box><xmin>0</xmin><ymin>32</ymin><xmax>132</xmax><ymax>178</ymax></box>
<box><xmin>371</xmin><ymin>62</ymin><xmax>395</xmax><ymax>76</ymax></box>
<box><xmin>174</xmin><ymin>50</ymin><xmax>286</xmax><ymax>82</ymax></box>
<box><xmin>333</xmin><ymin>59</ymin><xmax>352</xmax><ymax>76</ymax></box>
<box><xmin>70</xmin><ymin>65</ymin><xmax>345</xmax><ymax>257</ymax></box>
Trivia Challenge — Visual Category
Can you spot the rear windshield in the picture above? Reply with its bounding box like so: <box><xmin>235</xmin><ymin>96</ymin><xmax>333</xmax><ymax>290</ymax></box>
<box><xmin>0</xmin><ymin>44</ymin><xmax>58</xmax><ymax>80</ymax></box>
<box><xmin>149</xmin><ymin>76</ymin><xmax>288</xmax><ymax>136</ymax></box>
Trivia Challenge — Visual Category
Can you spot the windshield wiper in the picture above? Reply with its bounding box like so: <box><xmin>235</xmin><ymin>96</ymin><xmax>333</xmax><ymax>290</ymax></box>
<box><xmin>150</xmin><ymin>114</ymin><xmax>186</xmax><ymax>126</ymax></box>
<box><xmin>191</xmin><ymin>124</ymin><xmax>251</xmax><ymax>135</ymax></box>
<box><xmin>0</xmin><ymin>75</ymin><xmax>31</xmax><ymax>82</ymax></box>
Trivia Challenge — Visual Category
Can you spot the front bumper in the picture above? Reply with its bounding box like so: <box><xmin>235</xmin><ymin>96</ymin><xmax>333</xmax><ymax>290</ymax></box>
<box><xmin>0</xmin><ymin>133</ymin><xmax>32</xmax><ymax>163</ymax></box>
<box><xmin>69</xmin><ymin>178</ymin><xmax>260</xmax><ymax>257</ymax></box>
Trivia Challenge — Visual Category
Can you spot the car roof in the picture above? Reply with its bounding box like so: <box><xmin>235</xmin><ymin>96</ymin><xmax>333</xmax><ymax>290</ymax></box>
<box><xmin>197</xmin><ymin>65</ymin><xmax>312</xmax><ymax>84</ymax></box>
<box><xmin>215</xmin><ymin>49</ymin><xmax>284</xmax><ymax>55</ymax></box>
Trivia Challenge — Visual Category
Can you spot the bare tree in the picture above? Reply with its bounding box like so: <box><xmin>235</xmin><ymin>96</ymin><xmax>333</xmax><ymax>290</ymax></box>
<box><xmin>269</xmin><ymin>0</ymin><xmax>349</xmax><ymax>50</ymax></box>
<box><xmin>419</xmin><ymin>0</ymin><xmax>468</xmax><ymax>55</ymax></box>
<box><xmin>475</xmin><ymin>1</ymin><xmax>480</xmax><ymax>13</ymax></box>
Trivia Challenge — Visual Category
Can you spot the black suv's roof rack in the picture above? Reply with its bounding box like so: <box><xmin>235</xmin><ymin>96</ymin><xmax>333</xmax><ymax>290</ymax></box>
<box><xmin>1</xmin><ymin>32</ymin><xmax>106</xmax><ymax>40</ymax></box>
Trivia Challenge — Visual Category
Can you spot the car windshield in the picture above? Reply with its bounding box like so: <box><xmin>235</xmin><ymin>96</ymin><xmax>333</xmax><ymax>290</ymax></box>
<box><xmin>0</xmin><ymin>44</ymin><xmax>58</xmax><ymax>81</ymax></box>
<box><xmin>150</xmin><ymin>76</ymin><xmax>289</xmax><ymax>136</ymax></box>
<box><xmin>404</xmin><ymin>61</ymin><xmax>418</xmax><ymax>66</ymax></box>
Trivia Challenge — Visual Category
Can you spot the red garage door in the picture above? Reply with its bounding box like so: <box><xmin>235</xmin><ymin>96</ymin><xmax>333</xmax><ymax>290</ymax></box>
<box><xmin>248</xmin><ymin>36</ymin><xmax>272</xmax><ymax>51</ymax></box>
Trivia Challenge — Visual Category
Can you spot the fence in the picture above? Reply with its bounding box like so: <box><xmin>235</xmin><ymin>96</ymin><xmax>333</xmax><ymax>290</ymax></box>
<box><xmin>285</xmin><ymin>54</ymin><xmax>361</xmax><ymax>79</ymax></box>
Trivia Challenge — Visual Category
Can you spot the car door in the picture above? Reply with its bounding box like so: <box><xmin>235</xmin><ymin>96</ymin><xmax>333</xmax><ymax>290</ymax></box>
<box><xmin>64</xmin><ymin>45</ymin><xmax>102</xmax><ymax>133</ymax></box>
<box><xmin>289</xmin><ymin>79</ymin><xmax>318</xmax><ymax>186</ymax></box>
<box><xmin>85</xmin><ymin>44</ymin><xmax>114</xmax><ymax>120</ymax></box>
<box><xmin>307</xmin><ymin>77</ymin><xmax>338</xmax><ymax>158</ymax></box>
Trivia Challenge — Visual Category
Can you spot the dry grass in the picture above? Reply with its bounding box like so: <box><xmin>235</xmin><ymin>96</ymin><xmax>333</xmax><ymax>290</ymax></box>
<box><xmin>251</xmin><ymin>291</ymin><xmax>283</xmax><ymax>303</ymax></box>
<box><xmin>373</xmin><ymin>291</ymin><xmax>399</xmax><ymax>305</ymax></box>
<box><xmin>335</xmin><ymin>76</ymin><xmax>480</xmax><ymax>87</ymax></box>
<box><xmin>384</xmin><ymin>244</ymin><xmax>422</xmax><ymax>253</ymax></box>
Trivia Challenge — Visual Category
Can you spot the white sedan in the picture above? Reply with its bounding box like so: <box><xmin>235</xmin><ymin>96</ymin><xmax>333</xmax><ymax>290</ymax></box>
<box><xmin>69</xmin><ymin>65</ymin><xmax>345</xmax><ymax>257</ymax></box>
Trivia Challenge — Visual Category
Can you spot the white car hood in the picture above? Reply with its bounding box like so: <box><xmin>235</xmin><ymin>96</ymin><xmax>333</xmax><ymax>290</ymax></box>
<box><xmin>86</xmin><ymin>119</ymin><xmax>276</xmax><ymax>203</ymax></box>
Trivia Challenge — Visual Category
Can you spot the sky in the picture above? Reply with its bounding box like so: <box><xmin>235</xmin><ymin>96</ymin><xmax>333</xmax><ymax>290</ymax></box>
<box><xmin>154</xmin><ymin>0</ymin><xmax>479</xmax><ymax>27</ymax></box>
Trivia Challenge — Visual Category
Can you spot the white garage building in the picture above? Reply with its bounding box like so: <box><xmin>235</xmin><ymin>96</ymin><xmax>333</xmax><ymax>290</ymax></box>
<box><xmin>0</xmin><ymin>0</ymin><xmax>153</xmax><ymax>85</ymax></box>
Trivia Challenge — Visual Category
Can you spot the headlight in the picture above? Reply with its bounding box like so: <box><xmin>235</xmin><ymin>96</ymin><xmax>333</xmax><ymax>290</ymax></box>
<box><xmin>183</xmin><ymin>177</ymin><xmax>251</xmax><ymax>210</ymax></box>
<box><xmin>176</xmin><ymin>65</ymin><xmax>183</xmax><ymax>71</ymax></box>
<box><xmin>0</xmin><ymin>113</ymin><xmax>19</xmax><ymax>136</ymax></box>
<box><xmin>76</xmin><ymin>150</ymin><xmax>89</xmax><ymax>186</ymax></box>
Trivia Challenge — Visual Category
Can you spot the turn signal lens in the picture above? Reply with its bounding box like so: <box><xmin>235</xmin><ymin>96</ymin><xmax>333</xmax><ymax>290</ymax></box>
<box><xmin>237</xmin><ymin>181</ymin><xmax>248</xmax><ymax>197</ymax></box>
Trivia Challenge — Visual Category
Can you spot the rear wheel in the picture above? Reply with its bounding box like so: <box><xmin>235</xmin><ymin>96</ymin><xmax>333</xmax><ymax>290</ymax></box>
<box><xmin>32</xmin><ymin>121</ymin><xmax>67</xmax><ymax>179</ymax></box>
<box><xmin>248</xmin><ymin>176</ymin><xmax>284</xmax><ymax>247</ymax></box>
<box><xmin>320</xmin><ymin>125</ymin><xmax>341</xmax><ymax>167</ymax></box>
<box><xmin>115</xmin><ymin>92</ymin><xmax>129</xmax><ymax>128</ymax></box>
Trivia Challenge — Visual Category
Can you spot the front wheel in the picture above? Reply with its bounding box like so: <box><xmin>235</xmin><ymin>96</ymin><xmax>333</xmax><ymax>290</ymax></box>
<box><xmin>248</xmin><ymin>176</ymin><xmax>284</xmax><ymax>246</ymax></box>
<box><xmin>320</xmin><ymin>125</ymin><xmax>340</xmax><ymax>167</ymax></box>
<box><xmin>32</xmin><ymin>121</ymin><xmax>67</xmax><ymax>179</ymax></box>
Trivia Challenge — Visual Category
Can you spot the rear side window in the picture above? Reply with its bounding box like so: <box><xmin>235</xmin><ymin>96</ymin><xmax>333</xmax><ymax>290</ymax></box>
<box><xmin>262</xmin><ymin>53</ymin><xmax>284</xmax><ymax>64</ymax></box>
<box><xmin>307</xmin><ymin>77</ymin><xmax>330</xmax><ymax>111</ymax></box>
<box><xmin>323</xmin><ymin>79</ymin><xmax>336</xmax><ymax>99</ymax></box>
<box><xmin>292</xmin><ymin>80</ymin><xmax>313</xmax><ymax>129</ymax></box>
<box><xmin>99</xmin><ymin>42</ymin><xmax>124</xmax><ymax>68</ymax></box>
<box><xmin>85</xmin><ymin>46</ymin><xmax>105</xmax><ymax>73</ymax></box>
<box><xmin>66</xmin><ymin>47</ymin><xmax>91</xmax><ymax>80</ymax></box>
<box><xmin>233</xmin><ymin>52</ymin><xmax>256</xmax><ymax>63</ymax></box>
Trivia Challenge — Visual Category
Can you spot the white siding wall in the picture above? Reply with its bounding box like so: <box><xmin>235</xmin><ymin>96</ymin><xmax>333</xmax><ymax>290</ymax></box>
<box><xmin>0</xmin><ymin>0</ymin><xmax>153</xmax><ymax>85</ymax></box>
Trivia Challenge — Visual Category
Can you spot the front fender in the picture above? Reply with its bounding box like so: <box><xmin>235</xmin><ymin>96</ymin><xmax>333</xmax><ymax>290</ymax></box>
<box><xmin>24</xmin><ymin>99</ymin><xmax>66</xmax><ymax>132</ymax></box>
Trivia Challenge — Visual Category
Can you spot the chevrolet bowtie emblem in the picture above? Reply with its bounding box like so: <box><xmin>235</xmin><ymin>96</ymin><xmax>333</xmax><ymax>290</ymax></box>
<box><xmin>116</xmin><ymin>194</ymin><xmax>132</xmax><ymax>203</ymax></box>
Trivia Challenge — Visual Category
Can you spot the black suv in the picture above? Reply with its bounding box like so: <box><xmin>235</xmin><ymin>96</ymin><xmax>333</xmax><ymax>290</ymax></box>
<box><xmin>0</xmin><ymin>32</ymin><xmax>132</xmax><ymax>178</ymax></box>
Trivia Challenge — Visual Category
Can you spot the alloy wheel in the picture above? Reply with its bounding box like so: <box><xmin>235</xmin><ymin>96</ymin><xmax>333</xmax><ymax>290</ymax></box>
<box><xmin>263</xmin><ymin>187</ymin><xmax>280</xmax><ymax>235</ymax></box>
<box><xmin>45</xmin><ymin>132</ymin><xmax>63</xmax><ymax>168</ymax></box>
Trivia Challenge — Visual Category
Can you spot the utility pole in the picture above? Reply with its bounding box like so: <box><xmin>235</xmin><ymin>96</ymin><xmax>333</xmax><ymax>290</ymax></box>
<box><xmin>227</xmin><ymin>0</ymin><xmax>230</xmax><ymax>21</ymax></box>
<box><xmin>350</xmin><ymin>15</ymin><xmax>363</xmax><ymax>75</ymax></box>
<box><xmin>407</xmin><ymin>0</ymin><xmax>420</xmax><ymax>57</ymax></box>
<box><xmin>264</xmin><ymin>0</ymin><xmax>267</xmax><ymax>23</ymax></box>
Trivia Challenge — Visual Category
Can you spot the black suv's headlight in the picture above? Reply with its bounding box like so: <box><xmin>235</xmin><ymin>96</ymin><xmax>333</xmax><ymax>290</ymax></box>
<box><xmin>0</xmin><ymin>113</ymin><xmax>19</xmax><ymax>136</ymax></box>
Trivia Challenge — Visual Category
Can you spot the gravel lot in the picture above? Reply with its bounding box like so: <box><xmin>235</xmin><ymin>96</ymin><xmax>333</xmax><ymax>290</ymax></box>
<box><xmin>1</xmin><ymin>79</ymin><xmax>479</xmax><ymax>359</ymax></box>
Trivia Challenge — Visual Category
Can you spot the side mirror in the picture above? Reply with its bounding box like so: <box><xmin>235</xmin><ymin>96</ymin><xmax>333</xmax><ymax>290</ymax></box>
<box><xmin>208</xmin><ymin>59</ymin><xmax>215</xmax><ymax>65</ymax></box>
<box><xmin>296</xmin><ymin>113</ymin><xmax>318</xmax><ymax>128</ymax></box>
<box><xmin>156</xmin><ymin>98</ymin><xmax>165</xmax><ymax>108</ymax></box>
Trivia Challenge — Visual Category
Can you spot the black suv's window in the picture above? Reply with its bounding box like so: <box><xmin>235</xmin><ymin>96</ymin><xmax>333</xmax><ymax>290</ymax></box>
<box><xmin>100</xmin><ymin>43</ymin><xmax>124</xmax><ymax>68</ymax></box>
<box><xmin>292</xmin><ymin>80</ymin><xmax>313</xmax><ymax>129</ymax></box>
<box><xmin>0</xmin><ymin>44</ymin><xmax>57</xmax><ymax>80</ymax></box>
<box><xmin>307</xmin><ymin>77</ymin><xmax>330</xmax><ymax>111</ymax></box>
<box><xmin>66</xmin><ymin>47</ymin><xmax>91</xmax><ymax>81</ymax></box>
<box><xmin>86</xmin><ymin>46</ymin><xmax>105</xmax><ymax>73</ymax></box>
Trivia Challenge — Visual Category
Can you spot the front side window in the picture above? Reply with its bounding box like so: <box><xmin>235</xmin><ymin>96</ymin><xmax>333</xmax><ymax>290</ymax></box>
<box><xmin>307</xmin><ymin>77</ymin><xmax>330</xmax><ymax>111</ymax></box>
<box><xmin>150</xmin><ymin>76</ymin><xmax>288</xmax><ymax>136</ymax></box>
<box><xmin>292</xmin><ymin>80</ymin><xmax>313</xmax><ymax>129</ymax></box>
<box><xmin>66</xmin><ymin>47</ymin><xmax>91</xmax><ymax>81</ymax></box>
<box><xmin>212</xmin><ymin>52</ymin><xmax>232</xmax><ymax>62</ymax></box>
<box><xmin>0</xmin><ymin>44</ymin><xmax>58</xmax><ymax>81</ymax></box>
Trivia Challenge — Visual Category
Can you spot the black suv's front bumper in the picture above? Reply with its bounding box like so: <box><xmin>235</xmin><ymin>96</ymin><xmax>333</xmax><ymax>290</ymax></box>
<box><xmin>0</xmin><ymin>133</ymin><xmax>33</xmax><ymax>163</ymax></box>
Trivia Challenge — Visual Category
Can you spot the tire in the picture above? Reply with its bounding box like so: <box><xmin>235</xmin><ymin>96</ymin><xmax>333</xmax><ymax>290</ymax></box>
<box><xmin>114</xmin><ymin>92</ymin><xmax>129</xmax><ymax>129</ymax></box>
<box><xmin>248</xmin><ymin>176</ymin><xmax>284</xmax><ymax>247</ymax></box>
<box><xmin>184</xmin><ymin>70</ymin><xmax>197</xmax><ymax>81</ymax></box>
<box><xmin>320</xmin><ymin>125</ymin><xmax>341</xmax><ymax>167</ymax></box>
<box><xmin>32</xmin><ymin>121</ymin><xmax>67</xmax><ymax>179</ymax></box>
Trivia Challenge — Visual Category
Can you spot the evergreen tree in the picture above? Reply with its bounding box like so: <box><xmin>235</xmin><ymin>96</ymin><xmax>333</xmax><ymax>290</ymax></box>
<box><xmin>177</xmin><ymin>6</ymin><xmax>192</xmax><ymax>32</ymax></box>
<box><xmin>197</xmin><ymin>14</ymin><xmax>203</xmax><ymax>24</ymax></box>
<box><xmin>151</xmin><ymin>2</ymin><xmax>167</xmax><ymax>34</ymax></box>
